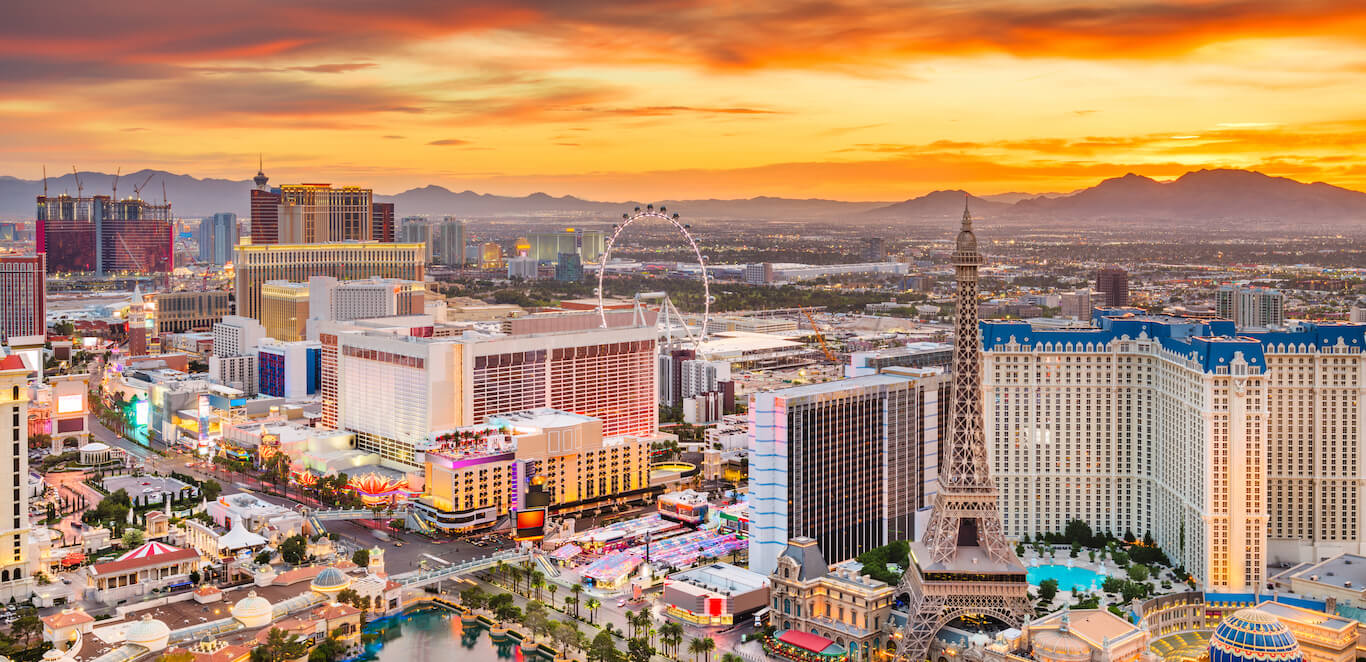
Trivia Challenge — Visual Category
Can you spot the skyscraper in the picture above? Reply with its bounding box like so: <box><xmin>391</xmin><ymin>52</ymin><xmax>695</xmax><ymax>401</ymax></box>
<box><xmin>249</xmin><ymin>165</ymin><xmax>279</xmax><ymax>245</ymax></box>
<box><xmin>36</xmin><ymin>195</ymin><xmax>173</xmax><ymax>275</ymax></box>
<box><xmin>983</xmin><ymin>312</ymin><xmax>1365</xmax><ymax>589</ymax></box>
<box><xmin>555</xmin><ymin>253</ymin><xmax>583</xmax><ymax>282</ymax></box>
<box><xmin>277</xmin><ymin>184</ymin><xmax>373</xmax><ymax>243</ymax></box>
<box><xmin>317</xmin><ymin>321</ymin><xmax>658</xmax><ymax>465</ymax></box>
<box><xmin>232</xmin><ymin>242</ymin><xmax>425</xmax><ymax>319</ymax></box>
<box><xmin>0</xmin><ymin>255</ymin><xmax>46</xmax><ymax>348</ymax></box>
<box><xmin>371</xmin><ymin>202</ymin><xmax>395</xmax><ymax>243</ymax></box>
<box><xmin>748</xmin><ymin>370</ymin><xmax>947</xmax><ymax>575</ymax></box>
<box><xmin>0</xmin><ymin>350</ymin><xmax>32</xmax><ymax>588</ymax></box>
<box><xmin>863</xmin><ymin>237</ymin><xmax>886</xmax><ymax>261</ymax></box>
<box><xmin>1217</xmin><ymin>284</ymin><xmax>1285</xmax><ymax>328</ymax></box>
<box><xmin>438</xmin><ymin>218</ymin><xmax>465</xmax><ymax>266</ymax></box>
<box><xmin>1096</xmin><ymin>266</ymin><xmax>1129</xmax><ymax>307</ymax></box>
<box><xmin>398</xmin><ymin>222</ymin><xmax>435</xmax><ymax>263</ymax></box>
<box><xmin>198</xmin><ymin>213</ymin><xmax>238</xmax><ymax>265</ymax></box>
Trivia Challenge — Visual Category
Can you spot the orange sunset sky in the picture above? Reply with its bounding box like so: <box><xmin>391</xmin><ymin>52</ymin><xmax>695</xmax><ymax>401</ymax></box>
<box><xmin>3</xmin><ymin>0</ymin><xmax>1366</xmax><ymax>200</ymax></box>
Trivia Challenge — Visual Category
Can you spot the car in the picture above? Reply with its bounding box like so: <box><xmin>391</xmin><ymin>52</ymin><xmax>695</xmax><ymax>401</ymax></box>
<box><xmin>616</xmin><ymin>599</ymin><xmax>626</xmax><ymax>608</ymax></box>
<box><xmin>61</xmin><ymin>578</ymin><xmax>71</xmax><ymax>585</ymax></box>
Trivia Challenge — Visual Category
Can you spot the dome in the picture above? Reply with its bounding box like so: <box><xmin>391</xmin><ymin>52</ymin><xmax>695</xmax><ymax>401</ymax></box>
<box><xmin>79</xmin><ymin>442</ymin><xmax>109</xmax><ymax>453</ymax></box>
<box><xmin>311</xmin><ymin>567</ymin><xmax>351</xmax><ymax>593</ymax></box>
<box><xmin>125</xmin><ymin>615</ymin><xmax>171</xmax><ymax>652</ymax></box>
<box><xmin>1033</xmin><ymin>629</ymin><xmax>1091</xmax><ymax>662</ymax></box>
<box><xmin>1210</xmin><ymin>608</ymin><xmax>1303</xmax><ymax>662</ymax></box>
<box><xmin>231</xmin><ymin>591</ymin><xmax>274</xmax><ymax>628</ymax></box>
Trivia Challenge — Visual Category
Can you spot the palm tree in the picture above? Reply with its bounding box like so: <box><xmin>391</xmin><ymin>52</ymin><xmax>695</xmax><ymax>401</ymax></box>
<box><xmin>720</xmin><ymin>655</ymin><xmax>744</xmax><ymax>662</ymax></box>
<box><xmin>530</xmin><ymin>570</ymin><xmax>545</xmax><ymax>601</ymax></box>
<box><xmin>547</xmin><ymin>583</ymin><xmax>559</xmax><ymax>609</ymax></box>
<box><xmin>699</xmin><ymin>637</ymin><xmax>715</xmax><ymax>662</ymax></box>
<box><xmin>629</xmin><ymin>610</ymin><xmax>652</xmax><ymax>643</ymax></box>
<box><xmin>659</xmin><ymin>622</ymin><xmax>684</xmax><ymax>660</ymax></box>
<box><xmin>570</xmin><ymin>583</ymin><xmax>585</xmax><ymax>617</ymax></box>
<box><xmin>564</xmin><ymin>595</ymin><xmax>577</xmax><ymax>617</ymax></box>
<box><xmin>494</xmin><ymin>560</ymin><xmax>508</xmax><ymax>586</ymax></box>
<box><xmin>688</xmin><ymin>637</ymin><xmax>706</xmax><ymax>662</ymax></box>
<box><xmin>586</xmin><ymin>597</ymin><xmax>601</xmax><ymax>624</ymax></box>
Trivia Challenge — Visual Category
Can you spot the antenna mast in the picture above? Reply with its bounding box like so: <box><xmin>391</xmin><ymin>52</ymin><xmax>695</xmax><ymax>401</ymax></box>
<box><xmin>42</xmin><ymin>165</ymin><xmax>48</xmax><ymax>198</ymax></box>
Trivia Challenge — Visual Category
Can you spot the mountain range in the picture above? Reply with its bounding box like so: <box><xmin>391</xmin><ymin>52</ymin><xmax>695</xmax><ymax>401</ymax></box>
<box><xmin>2</xmin><ymin>168</ymin><xmax>1364</xmax><ymax>227</ymax></box>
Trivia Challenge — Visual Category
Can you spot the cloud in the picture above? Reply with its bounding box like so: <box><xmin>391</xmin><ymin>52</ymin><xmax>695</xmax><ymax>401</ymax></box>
<box><xmin>383</xmin><ymin>135</ymin><xmax>405</xmax><ymax>140</ymax></box>
<box><xmin>427</xmin><ymin>138</ymin><xmax>472</xmax><ymax>146</ymax></box>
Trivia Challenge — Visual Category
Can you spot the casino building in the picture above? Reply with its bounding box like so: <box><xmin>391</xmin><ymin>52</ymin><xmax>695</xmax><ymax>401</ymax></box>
<box><xmin>982</xmin><ymin>309</ymin><xmax>1365</xmax><ymax>591</ymax></box>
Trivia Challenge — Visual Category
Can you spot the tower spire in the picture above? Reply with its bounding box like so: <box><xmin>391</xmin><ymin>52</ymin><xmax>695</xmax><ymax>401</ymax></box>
<box><xmin>892</xmin><ymin>209</ymin><xmax>1029</xmax><ymax>662</ymax></box>
<box><xmin>962</xmin><ymin>194</ymin><xmax>973</xmax><ymax>230</ymax></box>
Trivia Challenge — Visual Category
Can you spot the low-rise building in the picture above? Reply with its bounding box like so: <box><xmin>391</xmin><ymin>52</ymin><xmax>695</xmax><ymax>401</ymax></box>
<box><xmin>85</xmin><ymin>541</ymin><xmax>201</xmax><ymax>605</ymax></box>
<box><xmin>662</xmin><ymin>562</ymin><xmax>769</xmax><ymax>626</ymax></box>
<box><xmin>768</xmin><ymin>537</ymin><xmax>895</xmax><ymax>660</ymax></box>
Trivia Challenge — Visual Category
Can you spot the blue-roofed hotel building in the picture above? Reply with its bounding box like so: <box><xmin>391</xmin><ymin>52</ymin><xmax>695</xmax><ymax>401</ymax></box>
<box><xmin>982</xmin><ymin>308</ymin><xmax>1365</xmax><ymax>592</ymax></box>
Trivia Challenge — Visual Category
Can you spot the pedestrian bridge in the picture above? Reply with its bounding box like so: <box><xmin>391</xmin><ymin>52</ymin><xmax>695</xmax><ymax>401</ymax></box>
<box><xmin>391</xmin><ymin>549</ymin><xmax>530</xmax><ymax>588</ymax></box>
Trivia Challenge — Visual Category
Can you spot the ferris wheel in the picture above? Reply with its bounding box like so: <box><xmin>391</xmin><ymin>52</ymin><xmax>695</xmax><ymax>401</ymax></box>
<box><xmin>596</xmin><ymin>205</ymin><xmax>711</xmax><ymax>346</ymax></box>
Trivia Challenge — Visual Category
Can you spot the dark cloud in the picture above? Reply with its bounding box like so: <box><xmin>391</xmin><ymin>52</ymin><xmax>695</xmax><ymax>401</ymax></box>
<box><xmin>428</xmin><ymin>138</ymin><xmax>471</xmax><ymax>146</ymax></box>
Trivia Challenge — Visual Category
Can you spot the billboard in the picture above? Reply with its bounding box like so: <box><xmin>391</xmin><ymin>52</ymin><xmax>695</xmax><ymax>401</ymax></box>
<box><xmin>514</xmin><ymin>507</ymin><xmax>547</xmax><ymax>542</ymax></box>
<box><xmin>56</xmin><ymin>394</ymin><xmax>83</xmax><ymax>414</ymax></box>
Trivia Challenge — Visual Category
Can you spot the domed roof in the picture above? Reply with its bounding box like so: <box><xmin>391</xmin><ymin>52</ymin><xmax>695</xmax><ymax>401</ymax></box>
<box><xmin>124</xmin><ymin>615</ymin><xmax>171</xmax><ymax>647</ymax></box>
<box><xmin>312</xmin><ymin>567</ymin><xmax>350</xmax><ymax>590</ymax></box>
<box><xmin>1210</xmin><ymin>608</ymin><xmax>1303</xmax><ymax>662</ymax></box>
<box><xmin>231</xmin><ymin>591</ymin><xmax>273</xmax><ymax>619</ymax></box>
<box><xmin>1033</xmin><ymin>629</ymin><xmax>1091</xmax><ymax>660</ymax></box>
<box><xmin>80</xmin><ymin>442</ymin><xmax>109</xmax><ymax>453</ymax></box>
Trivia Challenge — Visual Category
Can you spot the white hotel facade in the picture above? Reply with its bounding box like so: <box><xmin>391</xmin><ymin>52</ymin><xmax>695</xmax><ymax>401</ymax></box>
<box><xmin>981</xmin><ymin>309</ymin><xmax>1364</xmax><ymax>592</ymax></box>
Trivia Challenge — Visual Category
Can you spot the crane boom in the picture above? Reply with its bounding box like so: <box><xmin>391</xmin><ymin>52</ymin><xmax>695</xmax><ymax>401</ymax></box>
<box><xmin>802</xmin><ymin>307</ymin><xmax>837</xmax><ymax>363</ymax></box>
<box><xmin>133</xmin><ymin>174</ymin><xmax>154</xmax><ymax>199</ymax></box>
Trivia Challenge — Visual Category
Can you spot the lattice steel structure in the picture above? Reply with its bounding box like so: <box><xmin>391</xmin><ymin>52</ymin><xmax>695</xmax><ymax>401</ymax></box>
<box><xmin>892</xmin><ymin>200</ymin><xmax>1030</xmax><ymax>662</ymax></box>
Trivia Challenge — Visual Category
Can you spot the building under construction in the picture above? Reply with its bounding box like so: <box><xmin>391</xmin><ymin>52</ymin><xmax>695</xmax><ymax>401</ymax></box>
<box><xmin>36</xmin><ymin>194</ymin><xmax>174</xmax><ymax>275</ymax></box>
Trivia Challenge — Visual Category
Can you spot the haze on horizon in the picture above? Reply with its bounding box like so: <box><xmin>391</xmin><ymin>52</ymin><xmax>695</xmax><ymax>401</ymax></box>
<box><xmin>4</xmin><ymin>0</ymin><xmax>1366</xmax><ymax>201</ymax></box>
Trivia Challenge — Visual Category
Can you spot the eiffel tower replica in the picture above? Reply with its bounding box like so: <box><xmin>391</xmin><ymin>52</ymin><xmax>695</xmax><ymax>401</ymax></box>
<box><xmin>892</xmin><ymin>199</ymin><xmax>1031</xmax><ymax>662</ymax></box>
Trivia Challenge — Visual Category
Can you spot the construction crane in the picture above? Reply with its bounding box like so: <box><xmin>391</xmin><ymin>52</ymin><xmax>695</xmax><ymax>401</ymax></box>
<box><xmin>111</xmin><ymin>166</ymin><xmax>121</xmax><ymax>200</ymax></box>
<box><xmin>71</xmin><ymin>166</ymin><xmax>82</xmax><ymax>198</ymax></box>
<box><xmin>133</xmin><ymin>173</ymin><xmax>155</xmax><ymax>200</ymax></box>
<box><xmin>801</xmin><ymin>307</ymin><xmax>837</xmax><ymax>363</ymax></box>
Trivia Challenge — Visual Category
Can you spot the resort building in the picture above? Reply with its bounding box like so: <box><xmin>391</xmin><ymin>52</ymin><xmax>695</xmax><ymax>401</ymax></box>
<box><xmin>748</xmin><ymin>370</ymin><xmax>948</xmax><ymax>575</ymax></box>
<box><xmin>982</xmin><ymin>310</ymin><xmax>1365</xmax><ymax>591</ymax></box>
<box><xmin>662</xmin><ymin>562</ymin><xmax>769</xmax><ymax>626</ymax></box>
<box><xmin>317</xmin><ymin>319</ymin><xmax>657</xmax><ymax>467</ymax></box>
<box><xmin>415</xmin><ymin>409</ymin><xmax>651</xmax><ymax>532</ymax></box>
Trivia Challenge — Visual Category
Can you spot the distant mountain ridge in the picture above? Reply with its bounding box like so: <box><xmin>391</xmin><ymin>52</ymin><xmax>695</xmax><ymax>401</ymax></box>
<box><xmin>1</xmin><ymin>167</ymin><xmax>1363</xmax><ymax>226</ymax></box>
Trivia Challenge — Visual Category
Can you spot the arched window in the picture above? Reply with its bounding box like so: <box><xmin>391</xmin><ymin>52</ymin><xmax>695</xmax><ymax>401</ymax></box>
<box><xmin>783</xmin><ymin>598</ymin><xmax>791</xmax><ymax>614</ymax></box>
<box><xmin>12</xmin><ymin>568</ymin><xmax>19</xmax><ymax>579</ymax></box>
<box><xmin>2</xmin><ymin>570</ymin><xmax>9</xmax><ymax>581</ymax></box>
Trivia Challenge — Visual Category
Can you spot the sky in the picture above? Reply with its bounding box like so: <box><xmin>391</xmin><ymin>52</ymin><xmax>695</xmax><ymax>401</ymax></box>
<box><xmin>3</xmin><ymin>0</ymin><xmax>1366</xmax><ymax>201</ymax></box>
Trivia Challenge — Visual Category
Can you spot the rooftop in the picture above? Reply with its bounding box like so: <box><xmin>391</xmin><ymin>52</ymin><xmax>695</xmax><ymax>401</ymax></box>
<box><xmin>1288</xmin><ymin>553</ymin><xmax>1366</xmax><ymax>592</ymax></box>
<box><xmin>669</xmin><ymin>562</ymin><xmax>768</xmax><ymax>594</ymax></box>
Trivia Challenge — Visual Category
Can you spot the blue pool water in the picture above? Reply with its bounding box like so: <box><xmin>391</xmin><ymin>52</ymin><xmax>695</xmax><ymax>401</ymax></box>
<box><xmin>351</xmin><ymin>608</ymin><xmax>551</xmax><ymax>662</ymax></box>
<box><xmin>1026</xmin><ymin>564</ymin><xmax>1105</xmax><ymax>591</ymax></box>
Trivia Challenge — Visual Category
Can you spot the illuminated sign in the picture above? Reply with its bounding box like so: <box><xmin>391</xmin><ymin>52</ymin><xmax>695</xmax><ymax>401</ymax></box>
<box><xmin>514</xmin><ymin>507</ymin><xmax>547</xmax><ymax>542</ymax></box>
<box><xmin>56</xmin><ymin>394</ymin><xmax>83</xmax><ymax>414</ymax></box>
<box><xmin>706</xmin><ymin>597</ymin><xmax>725</xmax><ymax>617</ymax></box>
<box><xmin>132</xmin><ymin>398</ymin><xmax>149</xmax><ymax>427</ymax></box>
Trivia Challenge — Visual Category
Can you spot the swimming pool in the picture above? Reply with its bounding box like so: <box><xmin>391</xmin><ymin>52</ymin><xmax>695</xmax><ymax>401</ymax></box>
<box><xmin>1026</xmin><ymin>564</ymin><xmax>1105</xmax><ymax>591</ymax></box>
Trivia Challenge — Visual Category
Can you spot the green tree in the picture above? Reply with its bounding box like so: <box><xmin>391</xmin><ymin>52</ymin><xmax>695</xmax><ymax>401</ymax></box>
<box><xmin>279</xmin><ymin>534</ymin><xmax>308</xmax><ymax>565</ymax></box>
<box><xmin>1070</xmin><ymin>541</ymin><xmax>1081</xmax><ymax>558</ymax></box>
<box><xmin>627</xmin><ymin>638</ymin><xmax>652</xmax><ymax>662</ymax></box>
<box><xmin>309</xmin><ymin>636</ymin><xmax>344</xmax><ymax>662</ymax></box>
<box><xmin>250</xmin><ymin>628</ymin><xmax>308</xmax><ymax>662</ymax></box>
<box><xmin>201</xmin><ymin>479</ymin><xmax>223</xmax><ymax>501</ymax></box>
<box><xmin>11</xmin><ymin>608</ymin><xmax>41</xmax><ymax>648</ymax></box>
<box><xmin>123</xmin><ymin>528</ymin><xmax>145</xmax><ymax>548</ymax></box>
<box><xmin>1102</xmin><ymin>576</ymin><xmax>1124</xmax><ymax>593</ymax></box>
<box><xmin>460</xmin><ymin>586</ymin><xmax>487</xmax><ymax>610</ymax></box>
<box><xmin>585</xmin><ymin>597</ymin><xmax>600</xmax><ymax>624</ymax></box>
<box><xmin>1112</xmin><ymin>550</ymin><xmax>1130</xmax><ymax>567</ymax></box>
<box><xmin>589</xmin><ymin>631</ymin><xmax>621</xmax><ymax>662</ymax></box>
<box><xmin>1128</xmin><ymin>564</ymin><xmax>1150</xmax><ymax>582</ymax></box>
<box><xmin>547</xmin><ymin>583</ymin><xmax>558</xmax><ymax>609</ymax></box>
<box><xmin>351</xmin><ymin>549</ymin><xmax>370</xmax><ymax>567</ymax></box>
<box><xmin>688</xmin><ymin>637</ymin><xmax>708</xmax><ymax>662</ymax></box>
<box><xmin>1037</xmin><ymin>578</ymin><xmax>1059</xmax><ymax>604</ymax></box>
